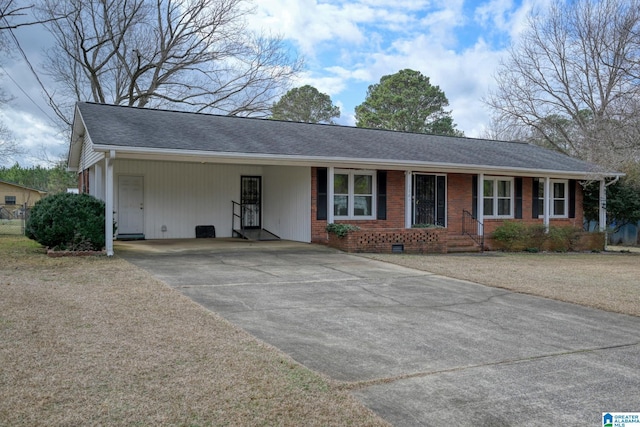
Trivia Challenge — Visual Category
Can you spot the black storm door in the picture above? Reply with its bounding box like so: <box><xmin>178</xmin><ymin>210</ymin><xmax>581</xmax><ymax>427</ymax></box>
<box><xmin>241</xmin><ymin>176</ymin><xmax>261</xmax><ymax>229</ymax></box>
<box><xmin>413</xmin><ymin>174</ymin><xmax>446</xmax><ymax>226</ymax></box>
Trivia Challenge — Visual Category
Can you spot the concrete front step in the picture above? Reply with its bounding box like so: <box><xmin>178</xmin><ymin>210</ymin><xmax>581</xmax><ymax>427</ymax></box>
<box><xmin>447</xmin><ymin>234</ymin><xmax>482</xmax><ymax>253</ymax></box>
<box><xmin>447</xmin><ymin>245</ymin><xmax>482</xmax><ymax>253</ymax></box>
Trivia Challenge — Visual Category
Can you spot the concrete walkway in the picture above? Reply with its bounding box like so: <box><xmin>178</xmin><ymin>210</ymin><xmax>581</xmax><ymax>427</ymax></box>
<box><xmin>118</xmin><ymin>239</ymin><xmax>640</xmax><ymax>427</ymax></box>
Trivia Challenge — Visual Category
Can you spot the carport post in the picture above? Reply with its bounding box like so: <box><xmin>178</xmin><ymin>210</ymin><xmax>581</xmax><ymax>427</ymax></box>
<box><xmin>599</xmin><ymin>179</ymin><xmax>607</xmax><ymax>233</ymax></box>
<box><xmin>105</xmin><ymin>152</ymin><xmax>115</xmax><ymax>256</ymax></box>
<box><xmin>328</xmin><ymin>166</ymin><xmax>334</xmax><ymax>224</ymax></box>
<box><xmin>543</xmin><ymin>177</ymin><xmax>551</xmax><ymax>231</ymax></box>
<box><xmin>477</xmin><ymin>173</ymin><xmax>484</xmax><ymax>235</ymax></box>
<box><xmin>405</xmin><ymin>171</ymin><xmax>412</xmax><ymax>228</ymax></box>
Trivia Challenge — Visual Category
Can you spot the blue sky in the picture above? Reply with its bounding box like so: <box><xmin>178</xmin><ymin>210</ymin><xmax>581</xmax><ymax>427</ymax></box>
<box><xmin>1</xmin><ymin>0</ymin><xmax>544</xmax><ymax>166</ymax></box>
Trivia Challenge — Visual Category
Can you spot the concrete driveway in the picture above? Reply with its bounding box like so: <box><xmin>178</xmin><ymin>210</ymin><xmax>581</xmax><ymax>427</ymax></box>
<box><xmin>118</xmin><ymin>239</ymin><xmax>640</xmax><ymax>426</ymax></box>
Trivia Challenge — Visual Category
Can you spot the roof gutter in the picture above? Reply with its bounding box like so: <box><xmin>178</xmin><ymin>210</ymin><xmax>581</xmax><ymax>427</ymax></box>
<box><xmin>605</xmin><ymin>175</ymin><xmax>621</xmax><ymax>186</ymax></box>
<box><xmin>90</xmin><ymin>144</ymin><xmax>620</xmax><ymax>179</ymax></box>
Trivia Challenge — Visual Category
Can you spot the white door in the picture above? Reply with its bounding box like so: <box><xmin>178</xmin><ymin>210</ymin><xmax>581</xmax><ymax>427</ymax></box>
<box><xmin>118</xmin><ymin>175</ymin><xmax>144</xmax><ymax>235</ymax></box>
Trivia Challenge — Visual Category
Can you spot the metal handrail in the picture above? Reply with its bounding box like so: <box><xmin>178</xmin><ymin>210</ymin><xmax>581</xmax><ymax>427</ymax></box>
<box><xmin>462</xmin><ymin>210</ymin><xmax>484</xmax><ymax>252</ymax></box>
<box><xmin>232</xmin><ymin>201</ymin><xmax>243</xmax><ymax>235</ymax></box>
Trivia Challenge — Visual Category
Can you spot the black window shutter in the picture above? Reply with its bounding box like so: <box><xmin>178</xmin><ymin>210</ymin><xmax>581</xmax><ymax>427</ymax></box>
<box><xmin>436</xmin><ymin>175</ymin><xmax>446</xmax><ymax>226</ymax></box>
<box><xmin>377</xmin><ymin>171</ymin><xmax>387</xmax><ymax>220</ymax></box>
<box><xmin>317</xmin><ymin>168</ymin><xmax>327</xmax><ymax>220</ymax></box>
<box><xmin>568</xmin><ymin>179</ymin><xmax>576</xmax><ymax>218</ymax></box>
<box><xmin>472</xmin><ymin>175</ymin><xmax>478</xmax><ymax>218</ymax></box>
<box><xmin>515</xmin><ymin>177</ymin><xmax>523</xmax><ymax>219</ymax></box>
<box><xmin>532</xmin><ymin>178</ymin><xmax>539</xmax><ymax>218</ymax></box>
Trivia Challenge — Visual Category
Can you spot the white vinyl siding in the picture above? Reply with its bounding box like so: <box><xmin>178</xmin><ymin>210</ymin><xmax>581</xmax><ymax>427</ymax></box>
<box><xmin>262</xmin><ymin>166</ymin><xmax>311</xmax><ymax>242</ymax></box>
<box><xmin>112</xmin><ymin>160</ymin><xmax>311</xmax><ymax>242</ymax></box>
<box><xmin>79</xmin><ymin>134</ymin><xmax>104</xmax><ymax>171</ymax></box>
<box><xmin>114</xmin><ymin>160</ymin><xmax>262</xmax><ymax>239</ymax></box>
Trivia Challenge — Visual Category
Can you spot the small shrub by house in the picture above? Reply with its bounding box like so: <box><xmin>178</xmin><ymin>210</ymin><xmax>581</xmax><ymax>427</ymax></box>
<box><xmin>26</xmin><ymin>193</ymin><xmax>105</xmax><ymax>251</ymax></box>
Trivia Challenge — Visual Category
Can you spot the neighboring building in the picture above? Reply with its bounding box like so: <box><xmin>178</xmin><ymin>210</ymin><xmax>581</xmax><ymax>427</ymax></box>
<box><xmin>67</xmin><ymin>102</ymin><xmax>620</xmax><ymax>256</ymax></box>
<box><xmin>0</xmin><ymin>180</ymin><xmax>47</xmax><ymax>218</ymax></box>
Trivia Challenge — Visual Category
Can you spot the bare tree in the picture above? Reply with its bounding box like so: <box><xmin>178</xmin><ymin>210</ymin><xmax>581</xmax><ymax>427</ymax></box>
<box><xmin>0</xmin><ymin>117</ymin><xmax>20</xmax><ymax>165</ymax></box>
<box><xmin>0</xmin><ymin>0</ymin><xmax>25</xmax><ymax>162</ymax></box>
<box><xmin>38</xmin><ymin>0</ymin><xmax>302</xmax><ymax>125</ymax></box>
<box><xmin>1</xmin><ymin>0</ymin><xmax>33</xmax><ymax>30</ymax></box>
<box><xmin>486</xmin><ymin>0</ymin><xmax>640</xmax><ymax>169</ymax></box>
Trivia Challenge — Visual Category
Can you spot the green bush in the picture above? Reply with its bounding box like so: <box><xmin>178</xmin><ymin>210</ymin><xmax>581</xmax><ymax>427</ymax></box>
<box><xmin>492</xmin><ymin>222</ymin><xmax>579</xmax><ymax>252</ymax></box>
<box><xmin>26</xmin><ymin>193</ymin><xmax>105</xmax><ymax>251</ymax></box>
<box><xmin>547</xmin><ymin>226</ymin><xmax>580</xmax><ymax>252</ymax></box>
<box><xmin>491</xmin><ymin>221</ymin><xmax>529</xmax><ymax>251</ymax></box>
<box><xmin>325</xmin><ymin>223</ymin><xmax>360</xmax><ymax>238</ymax></box>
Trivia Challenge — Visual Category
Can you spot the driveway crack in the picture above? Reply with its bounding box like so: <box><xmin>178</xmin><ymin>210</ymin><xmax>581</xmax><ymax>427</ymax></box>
<box><xmin>339</xmin><ymin>341</ymin><xmax>640</xmax><ymax>391</ymax></box>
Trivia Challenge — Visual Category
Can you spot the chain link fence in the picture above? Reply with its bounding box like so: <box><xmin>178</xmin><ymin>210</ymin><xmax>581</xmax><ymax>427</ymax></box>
<box><xmin>0</xmin><ymin>204</ymin><xmax>30</xmax><ymax>235</ymax></box>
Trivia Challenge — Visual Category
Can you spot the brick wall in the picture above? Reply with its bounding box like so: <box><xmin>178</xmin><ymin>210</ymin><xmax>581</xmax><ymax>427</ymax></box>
<box><xmin>311</xmin><ymin>168</ymin><xmax>406</xmax><ymax>243</ymax></box>
<box><xmin>312</xmin><ymin>168</ymin><xmax>587</xmax><ymax>249</ymax></box>
<box><xmin>328</xmin><ymin>228</ymin><xmax>447</xmax><ymax>254</ymax></box>
<box><xmin>446</xmin><ymin>173</ymin><xmax>472</xmax><ymax>234</ymax></box>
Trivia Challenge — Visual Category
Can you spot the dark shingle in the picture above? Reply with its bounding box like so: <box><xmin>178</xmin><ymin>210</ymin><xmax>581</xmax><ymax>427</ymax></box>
<box><xmin>77</xmin><ymin>102</ymin><xmax>605</xmax><ymax>174</ymax></box>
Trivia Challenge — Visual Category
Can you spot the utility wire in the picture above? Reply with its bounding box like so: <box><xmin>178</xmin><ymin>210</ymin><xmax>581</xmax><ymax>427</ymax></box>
<box><xmin>0</xmin><ymin>64</ymin><xmax>57</xmax><ymax>123</ymax></box>
<box><xmin>1</xmin><ymin>17</ymin><xmax>61</xmax><ymax>125</ymax></box>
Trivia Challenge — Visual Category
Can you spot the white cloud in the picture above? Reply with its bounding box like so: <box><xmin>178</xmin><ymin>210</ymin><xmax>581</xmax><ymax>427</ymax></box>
<box><xmin>250</xmin><ymin>0</ymin><xmax>544</xmax><ymax>137</ymax></box>
<box><xmin>0</xmin><ymin>107</ymin><xmax>67</xmax><ymax>166</ymax></box>
<box><xmin>474</xmin><ymin>0</ymin><xmax>545</xmax><ymax>40</ymax></box>
<box><xmin>250</xmin><ymin>0</ymin><xmax>440</xmax><ymax>57</ymax></box>
<box><xmin>334</xmin><ymin>33</ymin><xmax>506</xmax><ymax>137</ymax></box>
<box><xmin>2</xmin><ymin>0</ymin><xmax>539</xmax><ymax>164</ymax></box>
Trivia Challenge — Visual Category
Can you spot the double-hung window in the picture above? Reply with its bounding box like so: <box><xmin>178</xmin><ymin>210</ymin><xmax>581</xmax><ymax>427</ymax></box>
<box><xmin>333</xmin><ymin>170</ymin><xmax>375</xmax><ymax>219</ymax></box>
<box><xmin>536</xmin><ymin>179</ymin><xmax>568</xmax><ymax>218</ymax></box>
<box><xmin>483</xmin><ymin>177</ymin><xmax>513</xmax><ymax>218</ymax></box>
<box><xmin>4</xmin><ymin>196</ymin><xmax>16</xmax><ymax>205</ymax></box>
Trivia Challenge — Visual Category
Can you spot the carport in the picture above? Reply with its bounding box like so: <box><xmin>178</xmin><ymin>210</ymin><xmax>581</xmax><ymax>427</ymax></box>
<box><xmin>117</xmin><ymin>239</ymin><xmax>640</xmax><ymax>426</ymax></box>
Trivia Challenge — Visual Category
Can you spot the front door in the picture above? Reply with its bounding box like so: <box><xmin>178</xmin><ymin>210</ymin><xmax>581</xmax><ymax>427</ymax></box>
<box><xmin>118</xmin><ymin>175</ymin><xmax>144</xmax><ymax>235</ymax></box>
<box><xmin>413</xmin><ymin>174</ymin><xmax>446</xmax><ymax>226</ymax></box>
<box><xmin>241</xmin><ymin>176</ymin><xmax>261</xmax><ymax>229</ymax></box>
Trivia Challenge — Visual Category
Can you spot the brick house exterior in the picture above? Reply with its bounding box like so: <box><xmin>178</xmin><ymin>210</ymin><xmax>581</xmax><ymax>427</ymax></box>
<box><xmin>311</xmin><ymin>169</ymin><xmax>585</xmax><ymax>251</ymax></box>
<box><xmin>68</xmin><ymin>102</ymin><xmax>617</xmax><ymax>256</ymax></box>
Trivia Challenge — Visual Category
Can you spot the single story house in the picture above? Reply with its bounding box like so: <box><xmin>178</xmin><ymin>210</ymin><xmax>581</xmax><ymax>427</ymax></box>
<box><xmin>0</xmin><ymin>180</ymin><xmax>47</xmax><ymax>218</ymax></box>
<box><xmin>67</xmin><ymin>102</ymin><xmax>619</xmax><ymax>256</ymax></box>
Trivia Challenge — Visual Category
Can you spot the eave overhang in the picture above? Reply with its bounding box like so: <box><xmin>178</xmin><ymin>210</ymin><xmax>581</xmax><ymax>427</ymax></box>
<box><xmin>90</xmin><ymin>144</ymin><xmax>622</xmax><ymax>180</ymax></box>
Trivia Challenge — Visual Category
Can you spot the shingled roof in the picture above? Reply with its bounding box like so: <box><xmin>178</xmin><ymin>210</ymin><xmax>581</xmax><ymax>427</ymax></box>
<box><xmin>71</xmin><ymin>102</ymin><xmax>615</xmax><ymax>177</ymax></box>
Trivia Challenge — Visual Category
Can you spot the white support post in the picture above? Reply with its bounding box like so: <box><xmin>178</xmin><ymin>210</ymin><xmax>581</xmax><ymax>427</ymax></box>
<box><xmin>543</xmin><ymin>177</ymin><xmax>551</xmax><ymax>232</ymax></box>
<box><xmin>105</xmin><ymin>152</ymin><xmax>115</xmax><ymax>256</ymax></box>
<box><xmin>599</xmin><ymin>179</ymin><xmax>607</xmax><ymax>233</ymax></box>
<box><xmin>477</xmin><ymin>173</ymin><xmax>484</xmax><ymax>236</ymax></box>
<box><xmin>327</xmin><ymin>166</ymin><xmax>334</xmax><ymax>224</ymax></box>
<box><xmin>405</xmin><ymin>171</ymin><xmax>412</xmax><ymax>229</ymax></box>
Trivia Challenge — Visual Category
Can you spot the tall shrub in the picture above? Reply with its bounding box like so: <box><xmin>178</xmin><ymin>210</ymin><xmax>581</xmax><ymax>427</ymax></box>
<box><xmin>492</xmin><ymin>222</ymin><xmax>580</xmax><ymax>252</ymax></box>
<box><xmin>26</xmin><ymin>193</ymin><xmax>105</xmax><ymax>250</ymax></box>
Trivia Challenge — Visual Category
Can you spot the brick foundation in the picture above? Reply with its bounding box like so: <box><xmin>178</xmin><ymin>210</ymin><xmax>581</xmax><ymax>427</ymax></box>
<box><xmin>312</xmin><ymin>168</ymin><xmax>598</xmax><ymax>252</ymax></box>
<box><xmin>328</xmin><ymin>228</ymin><xmax>447</xmax><ymax>254</ymax></box>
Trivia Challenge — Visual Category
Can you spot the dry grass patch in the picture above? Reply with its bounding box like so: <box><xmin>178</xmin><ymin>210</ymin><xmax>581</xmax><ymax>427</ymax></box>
<box><xmin>362</xmin><ymin>251</ymin><xmax>640</xmax><ymax>317</ymax></box>
<box><xmin>0</xmin><ymin>236</ymin><xmax>389</xmax><ymax>426</ymax></box>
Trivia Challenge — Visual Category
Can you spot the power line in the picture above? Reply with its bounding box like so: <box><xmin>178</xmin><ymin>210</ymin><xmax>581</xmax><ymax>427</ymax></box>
<box><xmin>1</xmin><ymin>17</ymin><xmax>61</xmax><ymax>125</ymax></box>
<box><xmin>0</xmin><ymin>64</ymin><xmax>57</xmax><ymax>124</ymax></box>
